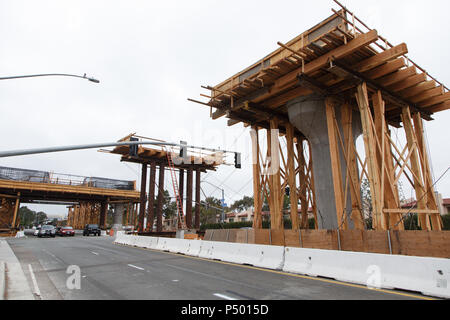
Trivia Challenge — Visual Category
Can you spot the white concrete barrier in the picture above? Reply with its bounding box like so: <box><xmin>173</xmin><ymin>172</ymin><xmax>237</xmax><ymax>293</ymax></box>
<box><xmin>283</xmin><ymin>247</ymin><xmax>450</xmax><ymax>299</ymax></box>
<box><xmin>15</xmin><ymin>231</ymin><xmax>25</xmax><ymax>238</ymax></box>
<box><xmin>180</xmin><ymin>240</ymin><xmax>202</xmax><ymax>257</ymax></box>
<box><xmin>0</xmin><ymin>261</ymin><xmax>5</xmax><ymax>300</ymax></box>
<box><xmin>198</xmin><ymin>241</ymin><xmax>215</xmax><ymax>260</ymax></box>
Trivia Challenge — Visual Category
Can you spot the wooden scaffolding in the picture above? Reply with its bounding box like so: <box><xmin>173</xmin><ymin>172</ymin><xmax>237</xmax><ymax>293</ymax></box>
<box><xmin>190</xmin><ymin>2</ymin><xmax>449</xmax><ymax>232</ymax></box>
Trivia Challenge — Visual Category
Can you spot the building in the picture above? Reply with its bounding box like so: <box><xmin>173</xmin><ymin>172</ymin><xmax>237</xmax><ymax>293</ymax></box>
<box><xmin>401</xmin><ymin>193</ymin><xmax>450</xmax><ymax>216</ymax></box>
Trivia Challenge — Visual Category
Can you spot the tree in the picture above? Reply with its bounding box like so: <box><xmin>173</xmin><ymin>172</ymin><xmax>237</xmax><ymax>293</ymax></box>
<box><xmin>230</xmin><ymin>196</ymin><xmax>254</xmax><ymax>212</ymax></box>
<box><xmin>36</xmin><ymin>211</ymin><xmax>48</xmax><ymax>225</ymax></box>
<box><xmin>200</xmin><ymin>197</ymin><xmax>223</xmax><ymax>225</ymax></box>
<box><xmin>18</xmin><ymin>206</ymin><xmax>35</xmax><ymax>227</ymax></box>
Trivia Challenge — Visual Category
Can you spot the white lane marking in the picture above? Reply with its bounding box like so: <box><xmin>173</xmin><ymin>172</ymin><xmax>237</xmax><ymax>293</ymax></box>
<box><xmin>28</xmin><ymin>264</ymin><xmax>41</xmax><ymax>297</ymax></box>
<box><xmin>214</xmin><ymin>293</ymin><xmax>238</xmax><ymax>300</ymax></box>
<box><xmin>91</xmin><ymin>252</ymin><xmax>99</xmax><ymax>255</ymax></box>
<box><xmin>127</xmin><ymin>264</ymin><xmax>145</xmax><ymax>271</ymax></box>
<box><xmin>172</xmin><ymin>280</ymin><xmax>179</xmax><ymax>282</ymax></box>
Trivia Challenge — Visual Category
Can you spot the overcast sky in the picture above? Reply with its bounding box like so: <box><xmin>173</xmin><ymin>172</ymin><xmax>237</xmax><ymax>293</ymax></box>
<box><xmin>1</xmin><ymin>0</ymin><xmax>449</xmax><ymax>218</ymax></box>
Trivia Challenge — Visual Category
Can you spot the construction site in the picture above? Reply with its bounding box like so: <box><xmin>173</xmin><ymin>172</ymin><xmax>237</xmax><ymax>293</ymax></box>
<box><xmin>1</xmin><ymin>0</ymin><xmax>449</xmax><ymax>302</ymax></box>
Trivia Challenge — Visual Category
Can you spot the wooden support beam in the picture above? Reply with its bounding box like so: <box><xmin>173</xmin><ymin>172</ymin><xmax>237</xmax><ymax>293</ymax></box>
<box><xmin>296</xmin><ymin>139</ymin><xmax>309</xmax><ymax>229</ymax></box>
<box><xmin>372</xmin><ymin>91</ymin><xmax>403</xmax><ymax>230</ymax></box>
<box><xmin>195</xmin><ymin>170</ymin><xmax>201</xmax><ymax>229</ymax></box>
<box><xmin>412</xmin><ymin>112</ymin><xmax>443</xmax><ymax>230</ymax></box>
<box><xmin>325</xmin><ymin>98</ymin><xmax>348</xmax><ymax>230</ymax></box>
<box><xmin>401</xmin><ymin>107</ymin><xmax>431</xmax><ymax>230</ymax></box>
<box><xmin>11</xmin><ymin>192</ymin><xmax>20</xmax><ymax>228</ymax></box>
<box><xmin>186</xmin><ymin>168</ymin><xmax>193</xmax><ymax>229</ymax></box>
<box><xmin>268</xmin><ymin>119</ymin><xmax>283</xmax><ymax>230</ymax></box>
<box><xmin>156</xmin><ymin>164</ymin><xmax>165</xmax><ymax>233</ymax></box>
<box><xmin>341</xmin><ymin>103</ymin><xmax>365</xmax><ymax>230</ymax></box>
<box><xmin>356</xmin><ymin>83</ymin><xmax>386</xmax><ymax>230</ymax></box>
<box><xmin>146</xmin><ymin>162</ymin><xmax>156</xmax><ymax>232</ymax></box>
<box><xmin>251</xmin><ymin>127</ymin><xmax>263</xmax><ymax>229</ymax></box>
<box><xmin>138</xmin><ymin>163</ymin><xmax>147</xmax><ymax>233</ymax></box>
<box><xmin>286</xmin><ymin>123</ymin><xmax>299</xmax><ymax>230</ymax></box>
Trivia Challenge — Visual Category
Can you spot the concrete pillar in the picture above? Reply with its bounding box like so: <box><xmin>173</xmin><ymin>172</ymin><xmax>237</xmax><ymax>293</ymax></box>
<box><xmin>287</xmin><ymin>95</ymin><xmax>361</xmax><ymax>230</ymax></box>
<box><xmin>112</xmin><ymin>203</ymin><xmax>125</xmax><ymax>231</ymax></box>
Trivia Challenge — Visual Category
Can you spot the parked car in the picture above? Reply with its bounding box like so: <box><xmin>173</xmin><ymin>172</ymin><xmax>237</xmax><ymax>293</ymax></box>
<box><xmin>38</xmin><ymin>225</ymin><xmax>56</xmax><ymax>238</ymax></box>
<box><xmin>83</xmin><ymin>224</ymin><xmax>101</xmax><ymax>236</ymax></box>
<box><xmin>57</xmin><ymin>226</ymin><xmax>75</xmax><ymax>237</ymax></box>
<box><xmin>34</xmin><ymin>226</ymin><xmax>41</xmax><ymax>236</ymax></box>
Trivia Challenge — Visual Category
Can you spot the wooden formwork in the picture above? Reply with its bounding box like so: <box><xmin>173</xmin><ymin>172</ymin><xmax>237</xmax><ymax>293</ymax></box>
<box><xmin>205</xmin><ymin>229</ymin><xmax>450</xmax><ymax>259</ymax></box>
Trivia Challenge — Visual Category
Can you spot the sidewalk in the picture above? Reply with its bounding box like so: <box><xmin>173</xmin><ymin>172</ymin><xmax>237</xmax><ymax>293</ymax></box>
<box><xmin>0</xmin><ymin>240</ymin><xmax>35</xmax><ymax>300</ymax></box>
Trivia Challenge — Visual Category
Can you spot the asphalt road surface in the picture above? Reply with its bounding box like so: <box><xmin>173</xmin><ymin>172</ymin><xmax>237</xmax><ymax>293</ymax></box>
<box><xmin>6</xmin><ymin>235</ymin><xmax>434</xmax><ymax>300</ymax></box>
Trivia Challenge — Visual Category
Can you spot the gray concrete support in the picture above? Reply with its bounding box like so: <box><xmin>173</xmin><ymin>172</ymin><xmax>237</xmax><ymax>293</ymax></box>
<box><xmin>287</xmin><ymin>95</ymin><xmax>361</xmax><ymax>229</ymax></box>
<box><xmin>112</xmin><ymin>204</ymin><xmax>125</xmax><ymax>231</ymax></box>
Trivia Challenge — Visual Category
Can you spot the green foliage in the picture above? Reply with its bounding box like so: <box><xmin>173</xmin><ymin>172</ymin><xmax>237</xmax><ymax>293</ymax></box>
<box><xmin>230</xmin><ymin>196</ymin><xmax>254</xmax><ymax>213</ymax></box>
<box><xmin>442</xmin><ymin>214</ymin><xmax>450</xmax><ymax>231</ymax></box>
<box><xmin>200</xmin><ymin>197</ymin><xmax>223</xmax><ymax>225</ymax></box>
<box><xmin>18</xmin><ymin>207</ymin><xmax>48</xmax><ymax>228</ymax></box>
<box><xmin>403</xmin><ymin>214</ymin><xmax>420</xmax><ymax>230</ymax></box>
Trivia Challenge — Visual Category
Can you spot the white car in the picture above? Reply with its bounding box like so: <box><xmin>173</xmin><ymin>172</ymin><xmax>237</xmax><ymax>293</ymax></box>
<box><xmin>34</xmin><ymin>227</ymin><xmax>41</xmax><ymax>236</ymax></box>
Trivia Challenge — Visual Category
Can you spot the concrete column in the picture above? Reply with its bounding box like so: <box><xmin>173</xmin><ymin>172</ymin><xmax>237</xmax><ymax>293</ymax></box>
<box><xmin>112</xmin><ymin>204</ymin><xmax>125</xmax><ymax>231</ymax></box>
<box><xmin>287</xmin><ymin>95</ymin><xmax>361</xmax><ymax>230</ymax></box>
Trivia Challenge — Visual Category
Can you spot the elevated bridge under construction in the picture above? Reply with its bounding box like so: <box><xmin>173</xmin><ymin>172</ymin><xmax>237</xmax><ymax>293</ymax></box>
<box><xmin>0</xmin><ymin>166</ymin><xmax>140</xmax><ymax>235</ymax></box>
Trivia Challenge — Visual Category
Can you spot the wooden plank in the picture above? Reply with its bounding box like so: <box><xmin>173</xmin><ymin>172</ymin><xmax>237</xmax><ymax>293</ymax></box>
<box><xmin>376</xmin><ymin>66</ymin><xmax>416</xmax><ymax>87</ymax></box>
<box><xmin>353</xmin><ymin>43</ymin><xmax>408</xmax><ymax>73</ymax></box>
<box><xmin>273</xmin><ymin>30</ymin><xmax>379</xmax><ymax>91</ymax></box>
<box><xmin>428</xmin><ymin>100</ymin><xmax>450</xmax><ymax>113</ymax></box>
<box><xmin>254</xmin><ymin>229</ymin><xmax>270</xmax><ymax>245</ymax></box>
<box><xmin>363</xmin><ymin>57</ymin><xmax>406</xmax><ymax>79</ymax></box>
<box><xmin>251</xmin><ymin>127</ymin><xmax>263</xmax><ymax>229</ymax></box>
<box><xmin>409</xmin><ymin>86</ymin><xmax>443</xmax><ymax>103</ymax></box>
<box><xmin>270</xmin><ymin>229</ymin><xmax>285</xmax><ymax>246</ymax></box>
<box><xmin>399</xmin><ymin>80</ymin><xmax>436</xmax><ymax>98</ymax></box>
<box><xmin>284</xmin><ymin>230</ymin><xmax>301</xmax><ymax>247</ymax></box>
<box><xmin>301</xmin><ymin>230</ymin><xmax>339</xmax><ymax>250</ymax></box>
<box><xmin>387</xmin><ymin>73</ymin><xmax>427</xmax><ymax>92</ymax></box>
<box><xmin>417</xmin><ymin>91</ymin><xmax>450</xmax><ymax>108</ymax></box>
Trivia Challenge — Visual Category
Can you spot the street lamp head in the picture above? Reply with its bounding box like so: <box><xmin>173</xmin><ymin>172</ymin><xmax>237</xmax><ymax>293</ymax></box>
<box><xmin>87</xmin><ymin>77</ymin><xmax>100</xmax><ymax>83</ymax></box>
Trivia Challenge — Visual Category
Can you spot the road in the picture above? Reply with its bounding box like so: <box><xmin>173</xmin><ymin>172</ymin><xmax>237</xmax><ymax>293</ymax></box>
<box><xmin>5</xmin><ymin>235</ymin><xmax>433</xmax><ymax>300</ymax></box>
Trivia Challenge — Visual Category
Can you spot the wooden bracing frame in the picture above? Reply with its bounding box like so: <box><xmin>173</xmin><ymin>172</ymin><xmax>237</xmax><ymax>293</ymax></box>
<box><xmin>350</xmin><ymin>82</ymin><xmax>442</xmax><ymax>230</ymax></box>
<box><xmin>251</xmin><ymin>123</ymin><xmax>318</xmax><ymax>230</ymax></box>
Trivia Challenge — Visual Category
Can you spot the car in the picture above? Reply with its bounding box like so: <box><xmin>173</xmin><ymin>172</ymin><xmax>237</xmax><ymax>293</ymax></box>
<box><xmin>34</xmin><ymin>226</ymin><xmax>41</xmax><ymax>236</ymax></box>
<box><xmin>38</xmin><ymin>225</ymin><xmax>56</xmax><ymax>238</ymax></box>
<box><xmin>83</xmin><ymin>224</ymin><xmax>101</xmax><ymax>237</ymax></box>
<box><xmin>57</xmin><ymin>226</ymin><xmax>75</xmax><ymax>237</ymax></box>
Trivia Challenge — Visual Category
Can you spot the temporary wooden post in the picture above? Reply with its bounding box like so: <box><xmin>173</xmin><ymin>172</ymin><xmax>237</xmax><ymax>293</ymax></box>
<box><xmin>100</xmin><ymin>198</ymin><xmax>109</xmax><ymax>229</ymax></box>
<box><xmin>401</xmin><ymin>106</ymin><xmax>431</xmax><ymax>230</ymax></box>
<box><xmin>11</xmin><ymin>192</ymin><xmax>20</xmax><ymax>228</ymax></box>
<box><xmin>356</xmin><ymin>82</ymin><xmax>385</xmax><ymax>230</ymax></box>
<box><xmin>268</xmin><ymin>118</ymin><xmax>283</xmax><ymax>230</ymax></box>
<box><xmin>341</xmin><ymin>103</ymin><xmax>365</xmax><ymax>230</ymax></box>
<box><xmin>146</xmin><ymin>162</ymin><xmax>156</xmax><ymax>232</ymax></box>
<box><xmin>412</xmin><ymin>112</ymin><xmax>442</xmax><ymax>230</ymax></box>
<box><xmin>179</xmin><ymin>169</ymin><xmax>185</xmax><ymax>215</ymax></box>
<box><xmin>296</xmin><ymin>139</ymin><xmax>308</xmax><ymax>229</ymax></box>
<box><xmin>156</xmin><ymin>164</ymin><xmax>165</xmax><ymax>232</ymax></box>
<box><xmin>372</xmin><ymin>91</ymin><xmax>403</xmax><ymax>230</ymax></box>
<box><xmin>251</xmin><ymin>126</ymin><xmax>263</xmax><ymax>229</ymax></box>
<box><xmin>195</xmin><ymin>169</ymin><xmax>201</xmax><ymax>229</ymax></box>
<box><xmin>138</xmin><ymin>163</ymin><xmax>148</xmax><ymax>232</ymax></box>
<box><xmin>286</xmin><ymin>123</ymin><xmax>300</xmax><ymax>230</ymax></box>
<box><xmin>325</xmin><ymin>98</ymin><xmax>348</xmax><ymax>230</ymax></box>
<box><xmin>186</xmin><ymin>168</ymin><xmax>193</xmax><ymax>229</ymax></box>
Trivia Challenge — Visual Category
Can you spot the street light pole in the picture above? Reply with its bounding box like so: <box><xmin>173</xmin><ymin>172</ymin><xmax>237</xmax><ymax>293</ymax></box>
<box><xmin>0</xmin><ymin>73</ymin><xmax>100</xmax><ymax>83</ymax></box>
<box><xmin>201</xmin><ymin>180</ymin><xmax>226</xmax><ymax>223</ymax></box>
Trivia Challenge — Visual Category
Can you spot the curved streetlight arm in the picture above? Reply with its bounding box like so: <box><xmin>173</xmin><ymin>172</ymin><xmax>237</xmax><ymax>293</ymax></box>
<box><xmin>0</xmin><ymin>73</ymin><xmax>100</xmax><ymax>83</ymax></box>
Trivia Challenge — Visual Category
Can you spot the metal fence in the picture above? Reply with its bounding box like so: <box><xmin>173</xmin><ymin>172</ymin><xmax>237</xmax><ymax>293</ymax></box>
<box><xmin>0</xmin><ymin>166</ymin><xmax>134</xmax><ymax>190</ymax></box>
